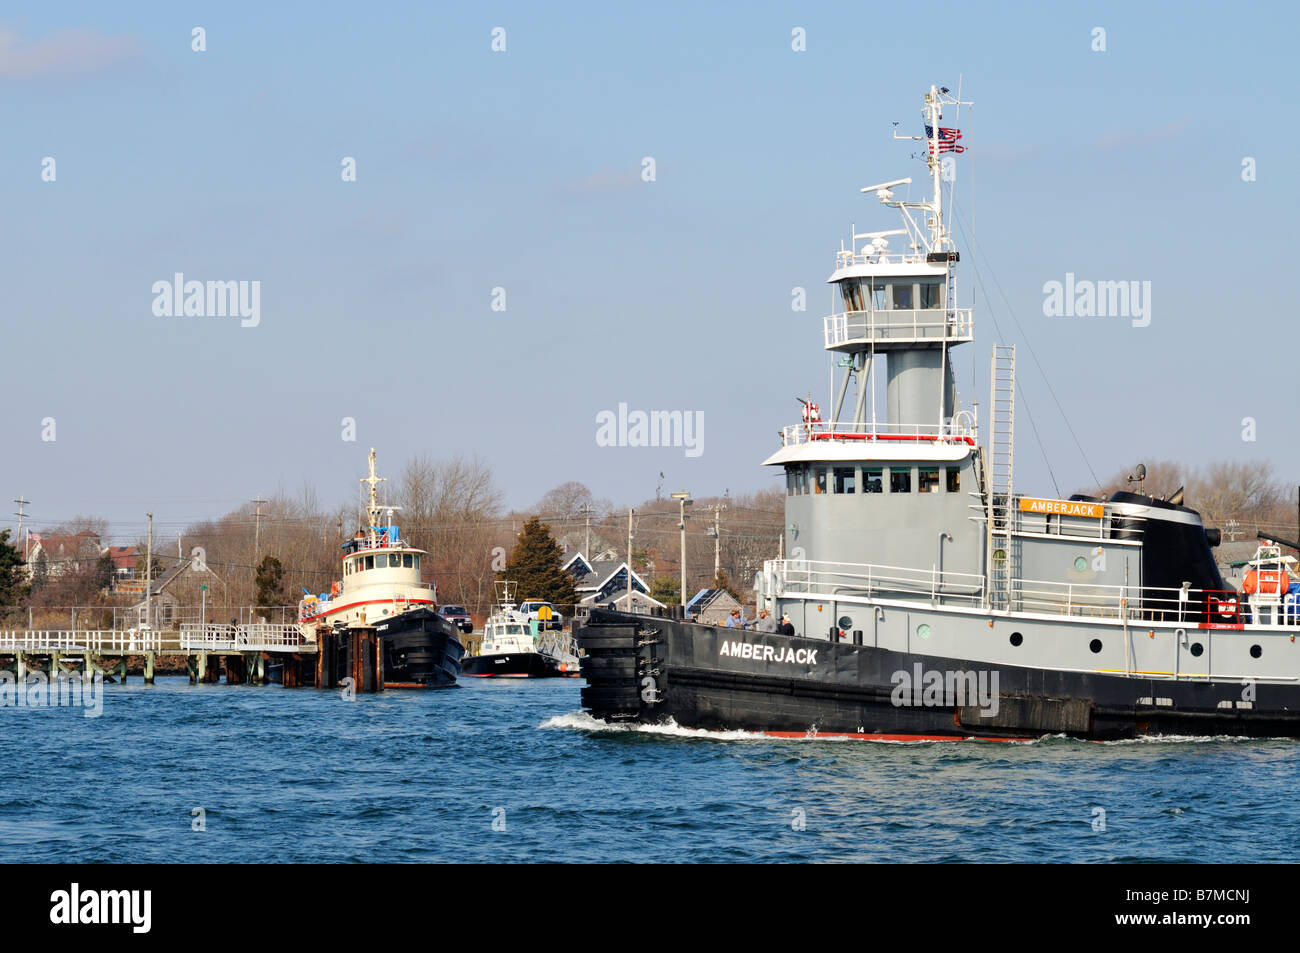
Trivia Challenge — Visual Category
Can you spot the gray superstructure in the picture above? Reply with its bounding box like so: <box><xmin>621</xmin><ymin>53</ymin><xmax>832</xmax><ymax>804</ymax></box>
<box><xmin>577</xmin><ymin>84</ymin><xmax>1300</xmax><ymax>740</ymax></box>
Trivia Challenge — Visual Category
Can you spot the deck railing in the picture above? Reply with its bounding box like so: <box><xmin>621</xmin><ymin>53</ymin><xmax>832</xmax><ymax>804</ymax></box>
<box><xmin>779</xmin><ymin>421</ymin><xmax>976</xmax><ymax>448</ymax></box>
<box><xmin>823</xmin><ymin>308</ymin><xmax>973</xmax><ymax>348</ymax></box>
<box><xmin>766</xmin><ymin>558</ymin><xmax>1294</xmax><ymax>627</ymax></box>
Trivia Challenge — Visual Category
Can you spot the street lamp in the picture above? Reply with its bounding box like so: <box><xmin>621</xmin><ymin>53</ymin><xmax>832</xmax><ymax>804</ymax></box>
<box><xmin>672</xmin><ymin>491</ymin><xmax>693</xmax><ymax>608</ymax></box>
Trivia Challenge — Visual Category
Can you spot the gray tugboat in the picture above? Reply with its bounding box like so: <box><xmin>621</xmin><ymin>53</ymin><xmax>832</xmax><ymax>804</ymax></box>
<box><xmin>576</xmin><ymin>84</ymin><xmax>1300</xmax><ymax>741</ymax></box>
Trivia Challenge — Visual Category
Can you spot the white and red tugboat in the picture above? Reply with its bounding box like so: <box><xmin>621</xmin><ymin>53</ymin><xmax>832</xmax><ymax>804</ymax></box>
<box><xmin>298</xmin><ymin>448</ymin><xmax>463</xmax><ymax>687</ymax></box>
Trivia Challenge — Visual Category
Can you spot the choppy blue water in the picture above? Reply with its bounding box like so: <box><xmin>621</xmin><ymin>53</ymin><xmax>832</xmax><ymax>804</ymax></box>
<box><xmin>1</xmin><ymin>676</ymin><xmax>1296</xmax><ymax>863</ymax></box>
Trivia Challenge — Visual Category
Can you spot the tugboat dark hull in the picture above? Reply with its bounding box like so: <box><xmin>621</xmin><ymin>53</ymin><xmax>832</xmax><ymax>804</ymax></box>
<box><xmin>462</xmin><ymin>651</ymin><xmax>564</xmax><ymax>678</ymax></box>
<box><xmin>363</xmin><ymin>608</ymin><xmax>464</xmax><ymax>688</ymax></box>
<box><xmin>576</xmin><ymin>609</ymin><xmax>1300</xmax><ymax>741</ymax></box>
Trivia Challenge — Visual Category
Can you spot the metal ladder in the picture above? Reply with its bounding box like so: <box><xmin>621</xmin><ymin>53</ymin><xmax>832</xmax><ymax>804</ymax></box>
<box><xmin>986</xmin><ymin>344</ymin><xmax>1016</xmax><ymax>610</ymax></box>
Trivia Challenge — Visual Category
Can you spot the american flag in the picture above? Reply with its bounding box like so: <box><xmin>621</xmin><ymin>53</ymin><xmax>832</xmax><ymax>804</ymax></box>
<box><xmin>925</xmin><ymin>125</ymin><xmax>966</xmax><ymax>154</ymax></box>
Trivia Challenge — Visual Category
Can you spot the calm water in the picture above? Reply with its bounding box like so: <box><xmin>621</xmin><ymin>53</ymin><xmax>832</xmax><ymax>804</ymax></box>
<box><xmin>1</xmin><ymin>676</ymin><xmax>1296</xmax><ymax>863</ymax></box>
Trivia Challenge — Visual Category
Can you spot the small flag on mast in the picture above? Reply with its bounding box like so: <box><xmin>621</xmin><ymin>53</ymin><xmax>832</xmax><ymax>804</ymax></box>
<box><xmin>925</xmin><ymin>125</ymin><xmax>966</xmax><ymax>154</ymax></box>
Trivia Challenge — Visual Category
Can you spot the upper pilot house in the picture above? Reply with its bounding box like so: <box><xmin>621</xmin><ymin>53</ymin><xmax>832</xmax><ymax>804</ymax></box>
<box><xmin>763</xmin><ymin>86</ymin><xmax>985</xmax><ymax>580</ymax></box>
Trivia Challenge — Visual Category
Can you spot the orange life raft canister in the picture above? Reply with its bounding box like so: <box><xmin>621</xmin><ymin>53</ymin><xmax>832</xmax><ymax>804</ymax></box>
<box><xmin>1243</xmin><ymin>569</ymin><xmax>1288</xmax><ymax>595</ymax></box>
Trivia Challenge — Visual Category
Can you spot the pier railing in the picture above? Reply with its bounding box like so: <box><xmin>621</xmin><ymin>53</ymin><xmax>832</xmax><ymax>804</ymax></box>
<box><xmin>0</xmin><ymin>630</ymin><xmax>164</xmax><ymax>652</ymax></box>
<box><xmin>179</xmin><ymin>623</ymin><xmax>308</xmax><ymax>651</ymax></box>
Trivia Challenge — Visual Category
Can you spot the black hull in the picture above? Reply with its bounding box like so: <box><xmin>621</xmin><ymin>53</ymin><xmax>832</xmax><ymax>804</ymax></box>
<box><xmin>362</xmin><ymin>608</ymin><xmax>464</xmax><ymax>688</ymax></box>
<box><xmin>576</xmin><ymin>609</ymin><xmax>1300</xmax><ymax>741</ymax></box>
<box><xmin>462</xmin><ymin>651</ymin><xmax>564</xmax><ymax>678</ymax></box>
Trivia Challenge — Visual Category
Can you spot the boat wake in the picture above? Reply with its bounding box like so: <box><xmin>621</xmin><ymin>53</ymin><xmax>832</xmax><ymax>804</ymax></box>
<box><xmin>539</xmin><ymin>711</ymin><xmax>769</xmax><ymax>742</ymax></box>
<box><xmin>541</xmin><ymin>712</ymin><xmax>1015</xmax><ymax>744</ymax></box>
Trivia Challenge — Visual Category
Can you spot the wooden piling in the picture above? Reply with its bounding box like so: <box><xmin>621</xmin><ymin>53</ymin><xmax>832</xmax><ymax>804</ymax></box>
<box><xmin>202</xmin><ymin>652</ymin><xmax>221</xmax><ymax>684</ymax></box>
<box><xmin>187</xmin><ymin>654</ymin><xmax>198</xmax><ymax>685</ymax></box>
<box><xmin>226</xmin><ymin>654</ymin><xmax>247</xmax><ymax>685</ymax></box>
<box><xmin>144</xmin><ymin>652</ymin><xmax>155</xmax><ymax>685</ymax></box>
<box><xmin>349</xmin><ymin>626</ymin><xmax>379</xmax><ymax>692</ymax></box>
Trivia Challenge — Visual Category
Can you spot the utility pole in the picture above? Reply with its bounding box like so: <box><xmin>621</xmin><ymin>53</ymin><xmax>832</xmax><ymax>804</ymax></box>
<box><xmin>626</xmin><ymin>508</ymin><xmax>635</xmax><ymax>610</ymax></box>
<box><xmin>707</xmin><ymin>500</ymin><xmax>726</xmax><ymax>579</ymax></box>
<box><xmin>252</xmin><ymin>496</ymin><xmax>268</xmax><ymax>565</ymax></box>
<box><xmin>579</xmin><ymin>502</ymin><xmax>593</xmax><ymax>556</ymax></box>
<box><xmin>672</xmin><ymin>491</ymin><xmax>693</xmax><ymax>608</ymax></box>
<box><xmin>145</xmin><ymin>512</ymin><xmax>154</xmax><ymax>629</ymax></box>
<box><xmin>13</xmin><ymin>496</ymin><xmax>29</xmax><ymax>557</ymax></box>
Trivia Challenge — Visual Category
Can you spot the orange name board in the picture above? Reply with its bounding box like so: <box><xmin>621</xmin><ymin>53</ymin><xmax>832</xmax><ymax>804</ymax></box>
<box><xmin>1018</xmin><ymin>497</ymin><xmax>1104</xmax><ymax>519</ymax></box>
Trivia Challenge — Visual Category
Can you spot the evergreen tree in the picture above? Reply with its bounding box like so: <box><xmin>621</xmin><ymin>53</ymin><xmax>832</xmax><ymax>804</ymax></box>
<box><xmin>255</xmin><ymin>555</ymin><xmax>287</xmax><ymax>606</ymax></box>
<box><xmin>649</xmin><ymin>576</ymin><xmax>680</xmax><ymax>604</ymax></box>
<box><xmin>0</xmin><ymin>530</ymin><xmax>29</xmax><ymax>606</ymax></box>
<box><xmin>713</xmin><ymin>568</ymin><xmax>740</xmax><ymax>601</ymax></box>
<box><xmin>94</xmin><ymin>552</ymin><xmax>115</xmax><ymax>593</ymax></box>
<box><xmin>501</xmin><ymin>517</ymin><xmax>578</xmax><ymax>606</ymax></box>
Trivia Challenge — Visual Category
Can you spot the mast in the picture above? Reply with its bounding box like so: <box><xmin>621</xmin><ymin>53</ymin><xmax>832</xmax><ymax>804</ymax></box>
<box><xmin>361</xmin><ymin>447</ymin><xmax>386</xmax><ymax>545</ymax></box>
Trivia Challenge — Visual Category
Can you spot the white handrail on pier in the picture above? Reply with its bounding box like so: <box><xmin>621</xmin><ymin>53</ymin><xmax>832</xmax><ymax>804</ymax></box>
<box><xmin>0</xmin><ymin>630</ymin><xmax>165</xmax><ymax>652</ymax></box>
<box><xmin>180</xmin><ymin>623</ymin><xmax>307</xmax><ymax>651</ymax></box>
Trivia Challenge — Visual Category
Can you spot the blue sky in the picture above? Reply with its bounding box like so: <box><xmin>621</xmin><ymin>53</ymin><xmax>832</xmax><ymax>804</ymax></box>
<box><xmin>2</xmin><ymin>1</ymin><xmax>1296</xmax><ymax>541</ymax></box>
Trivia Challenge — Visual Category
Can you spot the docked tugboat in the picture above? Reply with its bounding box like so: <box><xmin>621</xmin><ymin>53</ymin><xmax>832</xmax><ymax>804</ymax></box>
<box><xmin>462</xmin><ymin>582</ymin><xmax>581</xmax><ymax>678</ymax></box>
<box><xmin>576</xmin><ymin>84</ymin><xmax>1300</xmax><ymax>740</ymax></box>
<box><xmin>298</xmin><ymin>448</ymin><xmax>463</xmax><ymax>688</ymax></box>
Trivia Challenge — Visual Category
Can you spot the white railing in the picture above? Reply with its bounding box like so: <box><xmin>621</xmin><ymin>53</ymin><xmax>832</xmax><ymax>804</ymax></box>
<box><xmin>765</xmin><ymin>559</ymin><xmax>1280</xmax><ymax>627</ymax></box>
<box><xmin>237</xmin><ymin>624</ymin><xmax>307</xmax><ymax>650</ymax></box>
<box><xmin>823</xmin><ymin>309</ymin><xmax>973</xmax><ymax>348</ymax></box>
<box><xmin>772</xmin><ymin>559</ymin><xmax>986</xmax><ymax>608</ymax></box>
<box><xmin>0</xmin><ymin>630</ymin><xmax>165</xmax><ymax>652</ymax></box>
<box><xmin>780</xmin><ymin>421</ymin><xmax>977</xmax><ymax>448</ymax></box>
<box><xmin>179</xmin><ymin>623</ymin><xmax>238</xmax><ymax>650</ymax></box>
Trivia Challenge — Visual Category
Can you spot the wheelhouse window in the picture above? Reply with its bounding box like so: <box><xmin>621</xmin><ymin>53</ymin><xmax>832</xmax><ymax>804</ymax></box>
<box><xmin>403</xmin><ymin>553</ymin><xmax>413</xmax><ymax>568</ymax></box>
<box><xmin>890</xmin><ymin>467</ymin><xmax>911</xmax><ymax>493</ymax></box>
<box><xmin>919</xmin><ymin>282</ymin><xmax>941</xmax><ymax>309</ymax></box>
<box><xmin>871</xmin><ymin>283</ymin><xmax>887</xmax><ymax>311</ymax></box>
<box><xmin>833</xmin><ymin>467</ymin><xmax>856</xmax><ymax>493</ymax></box>
<box><xmin>918</xmin><ymin>467</ymin><xmax>940</xmax><ymax>493</ymax></box>
<box><xmin>892</xmin><ymin>283</ymin><xmax>913</xmax><ymax>310</ymax></box>
<box><xmin>946</xmin><ymin>467</ymin><xmax>960</xmax><ymax>492</ymax></box>
<box><xmin>813</xmin><ymin>468</ymin><xmax>827</xmax><ymax>495</ymax></box>
<box><xmin>863</xmin><ymin>468</ymin><xmax>883</xmax><ymax>493</ymax></box>
<box><xmin>840</xmin><ymin>281</ymin><xmax>865</xmax><ymax>312</ymax></box>
<box><xmin>786</xmin><ymin>467</ymin><xmax>797</xmax><ymax>496</ymax></box>
<box><xmin>364</xmin><ymin>555</ymin><xmax>374</xmax><ymax>570</ymax></box>
<box><xmin>412</xmin><ymin>554</ymin><xmax>420</xmax><ymax>572</ymax></box>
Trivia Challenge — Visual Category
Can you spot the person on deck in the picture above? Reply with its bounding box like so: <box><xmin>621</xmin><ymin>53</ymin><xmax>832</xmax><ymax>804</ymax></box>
<box><xmin>777</xmin><ymin>614</ymin><xmax>795</xmax><ymax>636</ymax></box>
<box><xmin>755</xmin><ymin>608</ymin><xmax>777</xmax><ymax>633</ymax></box>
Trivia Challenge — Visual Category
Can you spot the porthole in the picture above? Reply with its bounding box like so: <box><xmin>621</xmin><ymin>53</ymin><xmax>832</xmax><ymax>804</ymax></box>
<box><xmin>1250</xmin><ymin>644</ymin><xmax>1262</xmax><ymax>659</ymax></box>
<box><xmin>1190</xmin><ymin>642</ymin><xmax>1204</xmax><ymax>657</ymax></box>
<box><xmin>1089</xmin><ymin>639</ymin><xmax>1103</xmax><ymax>654</ymax></box>
<box><xmin>1009</xmin><ymin>632</ymin><xmax>1023</xmax><ymax>647</ymax></box>
<box><xmin>917</xmin><ymin>623</ymin><xmax>931</xmax><ymax>640</ymax></box>
<box><xmin>1074</xmin><ymin>556</ymin><xmax>1088</xmax><ymax>571</ymax></box>
<box><xmin>838</xmin><ymin>616</ymin><xmax>853</xmax><ymax>630</ymax></box>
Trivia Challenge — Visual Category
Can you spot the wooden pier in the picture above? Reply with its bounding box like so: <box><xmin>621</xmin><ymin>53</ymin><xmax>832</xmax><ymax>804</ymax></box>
<box><xmin>0</xmin><ymin>624</ymin><xmax>320</xmax><ymax>687</ymax></box>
